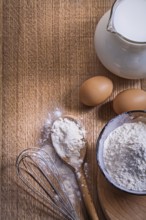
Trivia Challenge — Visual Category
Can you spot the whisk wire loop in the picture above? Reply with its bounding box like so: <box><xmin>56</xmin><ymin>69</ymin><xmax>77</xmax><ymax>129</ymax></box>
<box><xmin>16</xmin><ymin>148</ymin><xmax>78</xmax><ymax>220</ymax></box>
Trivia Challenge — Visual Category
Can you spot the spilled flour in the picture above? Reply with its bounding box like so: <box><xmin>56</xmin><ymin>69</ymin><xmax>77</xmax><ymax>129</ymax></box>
<box><xmin>39</xmin><ymin>109</ymin><xmax>88</xmax><ymax>206</ymax></box>
<box><xmin>103</xmin><ymin>121</ymin><xmax>146</xmax><ymax>191</ymax></box>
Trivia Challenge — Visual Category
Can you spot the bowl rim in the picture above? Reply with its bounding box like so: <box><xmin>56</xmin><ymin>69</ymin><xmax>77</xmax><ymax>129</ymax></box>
<box><xmin>96</xmin><ymin>110</ymin><xmax>146</xmax><ymax>195</ymax></box>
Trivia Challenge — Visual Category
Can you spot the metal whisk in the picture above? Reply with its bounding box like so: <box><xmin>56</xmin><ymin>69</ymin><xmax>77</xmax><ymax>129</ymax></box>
<box><xmin>16</xmin><ymin>148</ymin><xmax>78</xmax><ymax>220</ymax></box>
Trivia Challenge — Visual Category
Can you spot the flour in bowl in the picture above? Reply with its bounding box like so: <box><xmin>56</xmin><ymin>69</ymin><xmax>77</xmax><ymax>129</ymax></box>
<box><xmin>103</xmin><ymin>121</ymin><xmax>146</xmax><ymax>191</ymax></box>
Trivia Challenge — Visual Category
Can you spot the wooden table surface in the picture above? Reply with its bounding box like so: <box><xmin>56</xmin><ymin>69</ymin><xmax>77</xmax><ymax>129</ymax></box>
<box><xmin>1</xmin><ymin>0</ymin><xmax>146</xmax><ymax>219</ymax></box>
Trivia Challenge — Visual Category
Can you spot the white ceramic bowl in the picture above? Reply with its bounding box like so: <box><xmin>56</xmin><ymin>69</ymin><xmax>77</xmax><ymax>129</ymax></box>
<box><xmin>97</xmin><ymin>110</ymin><xmax>146</xmax><ymax>195</ymax></box>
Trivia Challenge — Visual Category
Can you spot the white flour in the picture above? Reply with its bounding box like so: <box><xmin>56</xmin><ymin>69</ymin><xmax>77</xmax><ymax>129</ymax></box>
<box><xmin>103</xmin><ymin>121</ymin><xmax>146</xmax><ymax>191</ymax></box>
<box><xmin>39</xmin><ymin>109</ymin><xmax>87</xmax><ymax>207</ymax></box>
<box><xmin>51</xmin><ymin>117</ymin><xmax>86</xmax><ymax>169</ymax></box>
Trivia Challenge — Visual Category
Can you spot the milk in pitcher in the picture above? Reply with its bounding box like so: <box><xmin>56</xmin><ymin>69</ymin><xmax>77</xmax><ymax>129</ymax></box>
<box><xmin>94</xmin><ymin>0</ymin><xmax>146</xmax><ymax>79</ymax></box>
<box><xmin>113</xmin><ymin>0</ymin><xmax>146</xmax><ymax>42</ymax></box>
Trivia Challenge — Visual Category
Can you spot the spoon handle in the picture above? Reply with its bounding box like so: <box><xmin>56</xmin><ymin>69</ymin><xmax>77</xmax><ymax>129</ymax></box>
<box><xmin>75</xmin><ymin>167</ymin><xmax>99</xmax><ymax>220</ymax></box>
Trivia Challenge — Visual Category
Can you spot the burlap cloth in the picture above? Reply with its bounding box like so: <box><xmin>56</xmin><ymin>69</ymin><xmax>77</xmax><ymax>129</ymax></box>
<box><xmin>1</xmin><ymin>0</ymin><xmax>144</xmax><ymax>219</ymax></box>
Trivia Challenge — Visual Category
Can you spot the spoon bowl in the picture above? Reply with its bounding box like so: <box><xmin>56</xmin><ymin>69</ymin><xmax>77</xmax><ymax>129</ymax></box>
<box><xmin>51</xmin><ymin>115</ymin><xmax>87</xmax><ymax>170</ymax></box>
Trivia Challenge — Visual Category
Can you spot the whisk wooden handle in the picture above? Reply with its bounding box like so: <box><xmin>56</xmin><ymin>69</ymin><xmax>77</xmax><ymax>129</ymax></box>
<box><xmin>75</xmin><ymin>167</ymin><xmax>99</xmax><ymax>220</ymax></box>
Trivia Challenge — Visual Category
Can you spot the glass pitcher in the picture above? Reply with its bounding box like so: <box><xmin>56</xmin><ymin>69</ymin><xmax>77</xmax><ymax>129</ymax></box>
<box><xmin>94</xmin><ymin>0</ymin><xmax>146</xmax><ymax>79</ymax></box>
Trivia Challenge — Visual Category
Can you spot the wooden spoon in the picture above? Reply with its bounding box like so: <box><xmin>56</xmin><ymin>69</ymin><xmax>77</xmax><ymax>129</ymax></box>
<box><xmin>51</xmin><ymin>116</ymin><xmax>99</xmax><ymax>220</ymax></box>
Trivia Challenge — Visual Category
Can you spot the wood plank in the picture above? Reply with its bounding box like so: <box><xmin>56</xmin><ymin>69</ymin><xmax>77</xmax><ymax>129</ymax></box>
<box><xmin>98</xmin><ymin>171</ymin><xmax>146</xmax><ymax>220</ymax></box>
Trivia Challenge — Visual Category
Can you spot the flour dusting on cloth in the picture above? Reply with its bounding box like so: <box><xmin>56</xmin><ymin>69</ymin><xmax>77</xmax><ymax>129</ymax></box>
<box><xmin>39</xmin><ymin>109</ymin><xmax>86</xmax><ymax>206</ymax></box>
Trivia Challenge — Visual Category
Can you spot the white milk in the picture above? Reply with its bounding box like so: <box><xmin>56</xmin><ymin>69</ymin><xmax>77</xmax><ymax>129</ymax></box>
<box><xmin>113</xmin><ymin>0</ymin><xmax>146</xmax><ymax>42</ymax></box>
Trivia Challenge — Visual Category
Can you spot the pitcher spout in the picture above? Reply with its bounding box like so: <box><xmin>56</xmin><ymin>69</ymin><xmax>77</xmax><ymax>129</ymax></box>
<box><xmin>107</xmin><ymin>19</ymin><xmax>116</xmax><ymax>33</ymax></box>
<box><xmin>107</xmin><ymin>0</ymin><xmax>122</xmax><ymax>34</ymax></box>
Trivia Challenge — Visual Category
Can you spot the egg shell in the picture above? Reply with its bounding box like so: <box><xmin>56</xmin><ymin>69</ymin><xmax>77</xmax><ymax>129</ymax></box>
<box><xmin>79</xmin><ymin>76</ymin><xmax>113</xmax><ymax>106</ymax></box>
<box><xmin>113</xmin><ymin>89</ymin><xmax>146</xmax><ymax>114</ymax></box>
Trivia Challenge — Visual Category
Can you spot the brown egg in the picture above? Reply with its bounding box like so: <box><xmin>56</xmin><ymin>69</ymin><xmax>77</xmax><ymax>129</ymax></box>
<box><xmin>79</xmin><ymin>76</ymin><xmax>113</xmax><ymax>106</ymax></box>
<box><xmin>113</xmin><ymin>89</ymin><xmax>146</xmax><ymax>114</ymax></box>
